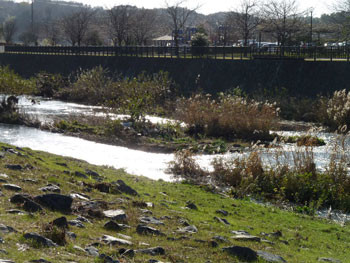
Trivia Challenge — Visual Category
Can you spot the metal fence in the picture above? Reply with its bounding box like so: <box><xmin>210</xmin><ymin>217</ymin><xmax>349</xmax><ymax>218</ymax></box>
<box><xmin>4</xmin><ymin>45</ymin><xmax>350</xmax><ymax>61</ymax></box>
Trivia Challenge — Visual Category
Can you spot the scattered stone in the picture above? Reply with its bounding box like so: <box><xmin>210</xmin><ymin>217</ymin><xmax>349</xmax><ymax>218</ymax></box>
<box><xmin>29</xmin><ymin>259</ymin><xmax>52</xmax><ymax>263</ymax></box>
<box><xmin>0</xmin><ymin>250</ymin><xmax>7</xmax><ymax>255</ymax></box>
<box><xmin>318</xmin><ymin>258</ymin><xmax>342</xmax><ymax>262</ymax></box>
<box><xmin>186</xmin><ymin>201</ymin><xmax>198</xmax><ymax>210</ymax></box>
<box><xmin>95</xmin><ymin>183</ymin><xmax>110</xmax><ymax>193</ymax></box>
<box><xmin>257</xmin><ymin>251</ymin><xmax>287</xmax><ymax>262</ymax></box>
<box><xmin>0</xmin><ymin>179</ymin><xmax>7</xmax><ymax>183</ymax></box>
<box><xmin>132</xmin><ymin>201</ymin><xmax>148</xmax><ymax>208</ymax></box>
<box><xmin>103</xmin><ymin>210</ymin><xmax>127</xmax><ymax>222</ymax></box>
<box><xmin>140</xmin><ymin>209</ymin><xmax>153</xmax><ymax>215</ymax></box>
<box><xmin>99</xmin><ymin>253</ymin><xmax>119</xmax><ymax>263</ymax></box>
<box><xmin>261</xmin><ymin>231</ymin><xmax>283</xmax><ymax>238</ymax></box>
<box><xmin>136</xmin><ymin>247</ymin><xmax>165</xmax><ymax>256</ymax></box>
<box><xmin>120</xmin><ymin>249</ymin><xmax>135</xmax><ymax>258</ymax></box>
<box><xmin>86</xmin><ymin>169</ymin><xmax>101</xmax><ymax>179</ymax></box>
<box><xmin>5</xmin><ymin>164</ymin><xmax>22</xmax><ymax>170</ymax></box>
<box><xmin>51</xmin><ymin>217</ymin><xmax>68</xmax><ymax>229</ymax></box>
<box><xmin>139</xmin><ymin>216</ymin><xmax>164</xmax><ymax>225</ymax></box>
<box><xmin>209</xmin><ymin>240</ymin><xmax>219</xmax><ymax>247</ymax></box>
<box><xmin>177</xmin><ymin>225</ymin><xmax>198</xmax><ymax>234</ymax></box>
<box><xmin>232</xmin><ymin>234</ymin><xmax>261</xmax><ymax>242</ymax></box>
<box><xmin>76</xmin><ymin>216</ymin><xmax>90</xmax><ymax>223</ymax></box>
<box><xmin>179</xmin><ymin>218</ymin><xmax>190</xmax><ymax>226</ymax></box>
<box><xmin>85</xmin><ymin>246</ymin><xmax>99</xmax><ymax>256</ymax></box>
<box><xmin>214</xmin><ymin>216</ymin><xmax>230</xmax><ymax>225</ymax></box>
<box><xmin>10</xmin><ymin>193</ymin><xmax>31</xmax><ymax>204</ymax></box>
<box><xmin>23</xmin><ymin>233</ymin><xmax>57</xmax><ymax>247</ymax></box>
<box><xmin>104</xmin><ymin>221</ymin><xmax>129</xmax><ymax>231</ymax></box>
<box><xmin>56</xmin><ymin>162</ymin><xmax>67</xmax><ymax>167</ymax></box>
<box><xmin>216</xmin><ymin>209</ymin><xmax>228</xmax><ymax>216</ymax></box>
<box><xmin>67</xmin><ymin>232</ymin><xmax>77</xmax><ymax>239</ymax></box>
<box><xmin>212</xmin><ymin>235</ymin><xmax>229</xmax><ymax>243</ymax></box>
<box><xmin>73</xmin><ymin>245</ymin><xmax>85</xmax><ymax>252</ymax></box>
<box><xmin>23</xmin><ymin>200</ymin><xmax>43</xmax><ymax>213</ymax></box>
<box><xmin>68</xmin><ymin>220</ymin><xmax>85</xmax><ymax>228</ymax></box>
<box><xmin>34</xmin><ymin>194</ymin><xmax>73</xmax><ymax>212</ymax></box>
<box><xmin>74</xmin><ymin>171</ymin><xmax>88</xmax><ymax>179</ymax></box>
<box><xmin>112</xmin><ymin>180</ymin><xmax>138</xmax><ymax>196</ymax></box>
<box><xmin>2</xmin><ymin>184</ymin><xmax>22</xmax><ymax>192</ymax></box>
<box><xmin>101</xmin><ymin>235</ymin><xmax>133</xmax><ymax>246</ymax></box>
<box><xmin>231</xmin><ymin>230</ymin><xmax>250</xmax><ymax>235</ymax></box>
<box><xmin>0</xmin><ymin>260</ymin><xmax>15</xmax><ymax>263</ymax></box>
<box><xmin>39</xmin><ymin>184</ymin><xmax>61</xmax><ymax>193</ymax></box>
<box><xmin>0</xmin><ymin>224</ymin><xmax>16</xmax><ymax>234</ymax></box>
<box><xmin>136</xmin><ymin>225</ymin><xmax>164</xmax><ymax>236</ymax></box>
<box><xmin>223</xmin><ymin>246</ymin><xmax>258</xmax><ymax>261</ymax></box>
<box><xmin>6</xmin><ymin>209</ymin><xmax>25</xmax><ymax>215</ymax></box>
<box><xmin>0</xmin><ymin>238</ymin><xmax>3</xmax><ymax>244</ymax></box>
<box><xmin>69</xmin><ymin>193</ymin><xmax>90</xmax><ymax>201</ymax></box>
<box><xmin>146</xmin><ymin>202</ymin><xmax>154</xmax><ymax>208</ymax></box>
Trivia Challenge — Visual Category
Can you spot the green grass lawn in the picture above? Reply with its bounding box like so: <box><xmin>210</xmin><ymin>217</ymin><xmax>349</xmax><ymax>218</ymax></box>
<box><xmin>0</xmin><ymin>142</ymin><xmax>349</xmax><ymax>262</ymax></box>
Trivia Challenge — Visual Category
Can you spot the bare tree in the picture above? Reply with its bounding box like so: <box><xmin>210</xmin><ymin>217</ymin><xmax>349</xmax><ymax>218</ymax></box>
<box><xmin>262</xmin><ymin>0</ymin><xmax>305</xmax><ymax>46</ymax></box>
<box><xmin>61</xmin><ymin>8</ymin><xmax>96</xmax><ymax>46</ymax></box>
<box><xmin>230</xmin><ymin>0</ymin><xmax>261</xmax><ymax>46</ymax></box>
<box><xmin>107</xmin><ymin>5</ymin><xmax>136</xmax><ymax>46</ymax></box>
<box><xmin>165</xmin><ymin>0</ymin><xmax>199</xmax><ymax>48</ymax></box>
<box><xmin>3</xmin><ymin>17</ymin><xmax>17</xmax><ymax>44</ymax></box>
<box><xmin>132</xmin><ymin>9</ymin><xmax>157</xmax><ymax>45</ymax></box>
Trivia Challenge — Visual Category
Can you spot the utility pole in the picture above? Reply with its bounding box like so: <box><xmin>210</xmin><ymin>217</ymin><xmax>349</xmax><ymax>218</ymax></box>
<box><xmin>31</xmin><ymin>0</ymin><xmax>34</xmax><ymax>33</ymax></box>
<box><xmin>310</xmin><ymin>9</ymin><xmax>313</xmax><ymax>45</ymax></box>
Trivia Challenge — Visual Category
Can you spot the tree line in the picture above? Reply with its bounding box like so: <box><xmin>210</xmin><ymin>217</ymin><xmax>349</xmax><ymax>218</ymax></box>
<box><xmin>1</xmin><ymin>0</ymin><xmax>350</xmax><ymax>47</ymax></box>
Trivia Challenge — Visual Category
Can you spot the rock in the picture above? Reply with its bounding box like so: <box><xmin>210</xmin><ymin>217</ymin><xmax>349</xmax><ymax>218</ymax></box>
<box><xmin>214</xmin><ymin>216</ymin><xmax>230</xmax><ymax>225</ymax></box>
<box><xmin>2</xmin><ymin>184</ymin><xmax>22</xmax><ymax>192</ymax></box>
<box><xmin>136</xmin><ymin>247</ymin><xmax>165</xmax><ymax>256</ymax></box>
<box><xmin>68</xmin><ymin>220</ymin><xmax>85</xmax><ymax>228</ymax></box>
<box><xmin>69</xmin><ymin>193</ymin><xmax>90</xmax><ymax>201</ymax></box>
<box><xmin>103</xmin><ymin>210</ymin><xmax>127</xmax><ymax>222</ymax></box>
<box><xmin>223</xmin><ymin>246</ymin><xmax>258</xmax><ymax>261</ymax></box>
<box><xmin>212</xmin><ymin>235</ymin><xmax>229</xmax><ymax>243</ymax></box>
<box><xmin>0</xmin><ymin>260</ymin><xmax>15</xmax><ymax>263</ymax></box>
<box><xmin>23</xmin><ymin>200</ymin><xmax>43</xmax><ymax>213</ymax></box>
<box><xmin>76</xmin><ymin>216</ymin><xmax>90</xmax><ymax>223</ymax></box>
<box><xmin>216</xmin><ymin>209</ymin><xmax>228</xmax><ymax>216</ymax></box>
<box><xmin>179</xmin><ymin>218</ymin><xmax>190</xmax><ymax>226</ymax></box>
<box><xmin>10</xmin><ymin>193</ymin><xmax>31</xmax><ymax>204</ymax></box>
<box><xmin>99</xmin><ymin>253</ymin><xmax>119</xmax><ymax>263</ymax></box>
<box><xmin>231</xmin><ymin>234</ymin><xmax>261</xmax><ymax>242</ymax></box>
<box><xmin>177</xmin><ymin>225</ymin><xmax>198</xmax><ymax>234</ymax></box>
<box><xmin>112</xmin><ymin>180</ymin><xmax>138</xmax><ymax>196</ymax></box>
<box><xmin>74</xmin><ymin>171</ymin><xmax>88</xmax><ymax>179</ymax></box>
<box><xmin>101</xmin><ymin>235</ymin><xmax>133</xmax><ymax>246</ymax></box>
<box><xmin>73</xmin><ymin>245</ymin><xmax>85</xmax><ymax>252</ymax></box>
<box><xmin>29</xmin><ymin>259</ymin><xmax>52</xmax><ymax>263</ymax></box>
<box><xmin>103</xmin><ymin>221</ymin><xmax>129</xmax><ymax>231</ymax></box>
<box><xmin>231</xmin><ymin>230</ymin><xmax>251</xmax><ymax>235</ymax></box>
<box><xmin>257</xmin><ymin>251</ymin><xmax>287</xmax><ymax>262</ymax></box>
<box><xmin>51</xmin><ymin>217</ymin><xmax>69</xmax><ymax>229</ymax></box>
<box><xmin>139</xmin><ymin>216</ymin><xmax>164</xmax><ymax>225</ymax></box>
<box><xmin>34</xmin><ymin>194</ymin><xmax>73</xmax><ymax>212</ymax></box>
<box><xmin>0</xmin><ymin>250</ymin><xmax>7</xmax><ymax>255</ymax></box>
<box><xmin>85</xmin><ymin>246</ymin><xmax>99</xmax><ymax>256</ymax></box>
<box><xmin>261</xmin><ymin>230</ymin><xmax>283</xmax><ymax>238</ymax></box>
<box><xmin>23</xmin><ymin>233</ymin><xmax>57</xmax><ymax>247</ymax></box>
<box><xmin>132</xmin><ymin>201</ymin><xmax>148</xmax><ymax>208</ymax></box>
<box><xmin>38</xmin><ymin>184</ymin><xmax>61</xmax><ymax>193</ymax></box>
<box><xmin>186</xmin><ymin>201</ymin><xmax>198</xmax><ymax>210</ymax></box>
<box><xmin>136</xmin><ymin>225</ymin><xmax>164</xmax><ymax>236</ymax></box>
<box><xmin>120</xmin><ymin>249</ymin><xmax>135</xmax><ymax>258</ymax></box>
<box><xmin>86</xmin><ymin>169</ymin><xmax>101</xmax><ymax>179</ymax></box>
<box><xmin>209</xmin><ymin>240</ymin><xmax>219</xmax><ymax>247</ymax></box>
<box><xmin>318</xmin><ymin>258</ymin><xmax>342</xmax><ymax>262</ymax></box>
<box><xmin>67</xmin><ymin>231</ymin><xmax>77</xmax><ymax>239</ymax></box>
<box><xmin>0</xmin><ymin>179</ymin><xmax>7</xmax><ymax>183</ymax></box>
<box><xmin>95</xmin><ymin>183</ymin><xmax>110</xmax><ymax>193</ymax></box>
<box><xmin>140</xmin><ymin>209</ymin><xmax>153</xmax><ymax>215</ymax></box>
<box><xmin>0</xmin><ymin>224</ymin><xmax>16</xmax><ymax>234</ymax></box>
<box><xmin>0</xmin><ymin>238</ymin><xmax>3</xmax><ymax>244</ymax></box>
<box><xmin>5</xmin><ymin>164</ymin><xmax>22</xmax><ymax>170</ymax></box>
<box><xmin>6</xmin><ymin>209</ymin><xmax>25</xmax><ymax>215</ymax></box>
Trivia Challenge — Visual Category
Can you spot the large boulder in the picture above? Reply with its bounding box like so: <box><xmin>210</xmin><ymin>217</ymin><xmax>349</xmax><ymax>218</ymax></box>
<box><xmin>34</xmin><ymin>194</ymin><xmax>73</xmax><ymax>212</ymax></box>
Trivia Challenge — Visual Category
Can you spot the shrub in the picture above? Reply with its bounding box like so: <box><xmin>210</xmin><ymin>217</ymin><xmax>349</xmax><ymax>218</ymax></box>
<box><xmin>35</xmin><ymin>72</ymin><xmax>67</xmax><ymax>97</ymax></box>
<box><xmin>176</xmin><ymin>93</ymin><xmax>278</xmax><ymax>140</ymax></box>
<box><xmin>0</xmin><ymin>66</ymin><xmax>36</xmax><ymax>94</ymax></box>
<box><xmin>326</xmin><ymin>89</ymin><xmax>350</xmax><ymax>131</ymax></box>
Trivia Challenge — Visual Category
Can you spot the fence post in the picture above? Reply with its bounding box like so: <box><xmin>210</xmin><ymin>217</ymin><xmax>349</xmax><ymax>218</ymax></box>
<box><xmin>330</xmin><ymin>46</ymin><xmax>333</xmax><ymax>61</ymax></box>
<box><xmin>347</xmin><ymin>47</ymin><xmax>349</xmax><ymax>62</ymax></box>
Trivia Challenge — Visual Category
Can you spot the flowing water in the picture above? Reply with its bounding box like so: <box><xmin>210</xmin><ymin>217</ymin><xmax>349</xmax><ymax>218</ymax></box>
<box><xmin>1</xmin><ymin>95</ymin><xmax>350</xmax><ymax>222</ymax></box>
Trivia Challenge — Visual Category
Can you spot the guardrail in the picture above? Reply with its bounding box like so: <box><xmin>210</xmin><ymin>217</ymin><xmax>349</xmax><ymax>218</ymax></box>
<box><xmin>4</xmin><ymin>45</ymin><xmax>350</xmax><ymax>61</ymax></box>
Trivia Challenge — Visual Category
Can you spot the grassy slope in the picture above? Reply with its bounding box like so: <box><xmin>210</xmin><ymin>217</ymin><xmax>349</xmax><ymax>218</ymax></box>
<box><xmin>0</xmin><ymin>142</ymin><xmax>349</xmax><ymax>263</ymax></box>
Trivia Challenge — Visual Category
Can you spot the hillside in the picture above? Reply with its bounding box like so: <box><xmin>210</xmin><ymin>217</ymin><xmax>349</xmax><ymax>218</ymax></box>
<box><xmin>0</xmin><ymin>142</ymin><xmax>348</xmax><ymax>262</ymax></box>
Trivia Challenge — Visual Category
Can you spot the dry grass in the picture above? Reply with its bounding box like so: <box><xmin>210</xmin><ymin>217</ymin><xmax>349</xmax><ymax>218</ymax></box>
<box><xmin>175</xmin><ymin>93</ymin><xmax>278</xmax><ymax>140</ymax></box>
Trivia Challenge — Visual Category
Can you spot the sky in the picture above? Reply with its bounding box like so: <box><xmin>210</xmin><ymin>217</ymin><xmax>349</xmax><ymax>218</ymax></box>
<box><xmin>62</xmin><ymin>0</ymin><xmax>337</xmax><ymax>17</ymax></box>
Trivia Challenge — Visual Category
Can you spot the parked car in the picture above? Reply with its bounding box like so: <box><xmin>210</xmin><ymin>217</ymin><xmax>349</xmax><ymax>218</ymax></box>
<box><xmin>260</xmin><ymin>43</ymin><xmax>279</xmax><ymax>52</ymax></box>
